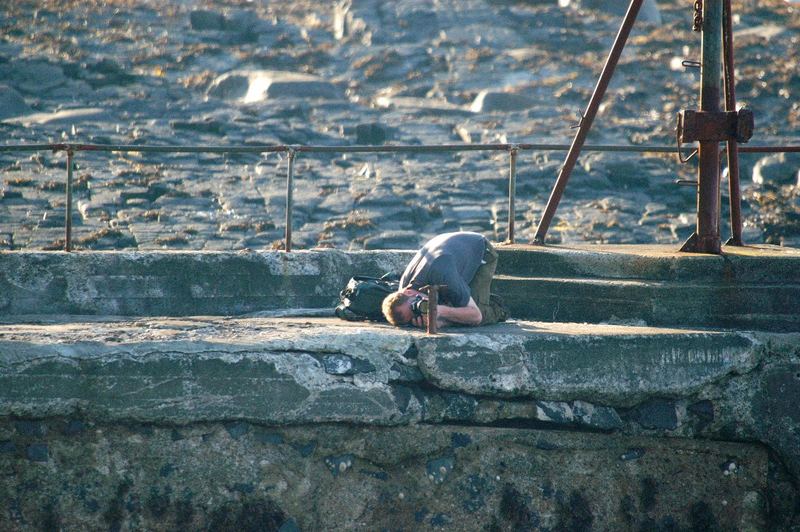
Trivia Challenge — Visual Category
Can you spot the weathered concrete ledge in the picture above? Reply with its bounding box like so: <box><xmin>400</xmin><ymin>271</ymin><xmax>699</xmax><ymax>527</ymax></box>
<box><xmin>499</xmin><ymin>243</ymin><xmax>800</xmax><ymax>283</ymax></box>
<box><xmin>417</xmin><ymin>322</ymin><xmax>764</xmax><ymax>404</ymax></box>
<box><xmin>1</xmin><ymin>316</ymin><xmax>798</xmax><ymax>483</ymax></box>
<box><xmin>0</xmin><ymin>249</ymin><xmax>412</xmax><ymax>317</ymax></box>
<box><xmin>498</xmin><ymin>244</ymin><xmax>800</xmax><ymax>331</ymax></box>
<box><xmin>0</xmin><ymin>317</ymin><xmax>765</xmax><ymax>419</ymax></box>
<box><xmin>1</xmin><ymin>244</ymin><xmax>799</xmax><ymax>330</ymax></box>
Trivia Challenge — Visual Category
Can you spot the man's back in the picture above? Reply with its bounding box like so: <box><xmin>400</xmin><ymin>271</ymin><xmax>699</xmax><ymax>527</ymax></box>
<box><xmin>400</xmin><ymin>232</ymin><xmax>487</xmax><ymax>307</ymax></box>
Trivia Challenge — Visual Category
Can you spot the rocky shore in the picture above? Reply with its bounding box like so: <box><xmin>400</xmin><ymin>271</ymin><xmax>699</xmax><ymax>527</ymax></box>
<box><xmin>1</xmin><ymin>0</ymin><xmax>799</xmax><ymax>251</ymax></box>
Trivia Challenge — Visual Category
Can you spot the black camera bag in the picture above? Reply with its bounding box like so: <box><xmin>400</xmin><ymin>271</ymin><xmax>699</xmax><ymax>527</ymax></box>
<box><xmin>335</xmin><ymin>274</ymin><xmax>399</xmax><ymax>322</ymax></box>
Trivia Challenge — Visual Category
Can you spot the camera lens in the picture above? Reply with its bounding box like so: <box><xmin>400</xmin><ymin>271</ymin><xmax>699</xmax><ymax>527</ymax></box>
<box><xmin>411</xmin><ymin>296</ymin><xmax>428</xmax><ymax>317</ymax></box>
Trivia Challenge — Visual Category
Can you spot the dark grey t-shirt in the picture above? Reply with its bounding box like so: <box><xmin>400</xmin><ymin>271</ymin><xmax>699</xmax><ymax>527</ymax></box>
<box><xmin>399</xmin><ymin>232</ymin><xmax>487</xmax><ymax>307</ymax></box>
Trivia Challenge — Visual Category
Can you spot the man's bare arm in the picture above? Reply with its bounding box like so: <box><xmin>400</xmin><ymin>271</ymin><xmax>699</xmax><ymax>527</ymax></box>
<box><xmin>436</xmin><ymin>297</ymin><xmax>482</xmax><ymax>326</ymax></box>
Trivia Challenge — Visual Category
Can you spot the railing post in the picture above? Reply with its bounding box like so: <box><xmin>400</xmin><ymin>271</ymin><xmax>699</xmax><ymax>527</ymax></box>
<box><xmin>507</xmin><ymin>146</ymin><xmax>518</xmax><ymax>244</ymax></box>
<box><xmin>284</xmin><ymin>148</ymin><xmax>296</xmax><ymax>252</ymax></box>
<box><xmin>65</xmin><ymin>148</ymin><xmax>74</xmax><ymax>252</ymax></box>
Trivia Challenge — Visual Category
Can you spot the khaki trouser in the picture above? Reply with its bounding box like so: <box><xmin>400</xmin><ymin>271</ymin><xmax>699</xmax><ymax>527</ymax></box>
<box><xmin>468</xmin><ymin>241</ymin><xmax>508</xmax><ymax>325</ymax></box>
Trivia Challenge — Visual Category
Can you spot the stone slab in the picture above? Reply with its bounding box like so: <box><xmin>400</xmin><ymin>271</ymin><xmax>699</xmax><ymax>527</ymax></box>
<box><xmin>416</xmin><ymin>321</ymin><xmax>761</xmax><ymax>405</ymax></box>
<box><xmin>0</xmin><ymin>317</ymin><xmax>415</xmax><ymax>424</ymax></box>
<box><xmin>0</xmin><ymin>422</ymin><xmax>769</xmax><ymax>531</ymax></box>
<box><xmin>0</xmin><ymin>317</ymin><xmax>762</xmax><ymax>420</ymax></box>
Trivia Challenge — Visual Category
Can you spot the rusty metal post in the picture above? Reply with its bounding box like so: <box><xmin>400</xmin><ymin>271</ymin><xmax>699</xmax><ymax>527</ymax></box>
<box><xmin>284</xmin><ymin>149</ymin><xmax>295</xmax><ymax>252</ymax></box>
<box><xmin>722</xmin><ymin>0</ymin><xmax>743</xmax><ymax>246</ymax></box>
<box><xmin>65</xmin><ymin>149</ymin><xmax>74</xmax><ymax>252</ymax></box>
<box><xmin>681</xmin><ymin>0</ymin><xmax>723</xmax><ymax>254</ymax></box>
<box><xmin>533</xmin><ymin>0</ymin><xmax>644</xmax><ymax>244</ymax></box>
<box><xmin>507</xmin><ymin>146</ymin><xmax>517</xmax><ymax>244</ymax></box>
<box><xmin>427</xmin><ymin>285</ymin><xmax>439</xmax><ymax>335</ymax></box>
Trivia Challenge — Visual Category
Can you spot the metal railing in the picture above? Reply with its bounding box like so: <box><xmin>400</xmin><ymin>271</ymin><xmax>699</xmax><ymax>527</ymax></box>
<box><xmin>1</xmin><ymin>141</ymin><xmax>798</xmax><ymax>251</ymax></box>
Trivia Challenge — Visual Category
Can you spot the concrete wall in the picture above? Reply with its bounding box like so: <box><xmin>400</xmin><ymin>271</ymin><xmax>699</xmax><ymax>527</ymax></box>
<box><xmin>0</xmin><ymin>249</ymin><xmax>412</xmax><ymax>317</ymax></box>
<box><xmin>0</xmin><ymin>421</ymin><xmax>772</xmax><ymax>531</ymax></box>
<box><xmin>2</xmin><ymin>244</ymin><xmax>799</xmax><ymax>330</ymax></box>
<box><xmin>1</xmin><ymin>247</ymin><xmax>799</xmax><ymax>529</ymax></box>
<box><xmin>2</xmin><ymin>315</ymin><xmax>799</xmax><ymax>529</ymax></box>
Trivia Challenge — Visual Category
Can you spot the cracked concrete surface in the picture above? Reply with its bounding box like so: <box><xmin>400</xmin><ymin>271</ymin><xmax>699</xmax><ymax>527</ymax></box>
<box><xmin>1</xmin><ymin>315</ymin><xmax>798</xmax><ymax>486</ymax></box>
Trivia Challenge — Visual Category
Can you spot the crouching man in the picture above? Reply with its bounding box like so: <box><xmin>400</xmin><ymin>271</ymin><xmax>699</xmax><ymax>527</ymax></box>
<box><xmin>382</xmin><ymin>231</ymin><xmax>508</xmax><ymax>329</ymax></box>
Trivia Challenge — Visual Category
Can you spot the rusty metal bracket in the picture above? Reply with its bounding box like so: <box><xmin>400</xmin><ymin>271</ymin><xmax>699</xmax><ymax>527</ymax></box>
<box><xmin>570</xmin><ymin>110</ymin><xmax>586</xmax><ymax>130</ymax></box>
<box><xmin>676</xmin><ymin>108</ymin><xmax>754</xmax><ymax>144</ymax></box>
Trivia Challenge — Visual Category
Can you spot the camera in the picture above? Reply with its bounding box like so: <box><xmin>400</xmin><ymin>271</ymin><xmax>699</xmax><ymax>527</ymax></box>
<box><xmin>410</xmin><ymin>295</ymin><xmax>429</xmax><ymax>317</ymax></box>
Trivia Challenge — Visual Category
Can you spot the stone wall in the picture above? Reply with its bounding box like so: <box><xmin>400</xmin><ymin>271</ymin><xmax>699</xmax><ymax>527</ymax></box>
<box><xmin>2</xmin><ymin>316</ymin><xmax>798</xmax><ymax>529</ymax></box>
<box><xmin>1</xmin><ymin>247</ymin><xmax>799</xmax><ymax>529</ymax></box>
<box><xmin>0</xmin><ymin>421</ymin><xmax>772</xmax><ymax>531</ymax></box>
<box><xmin>0</xmin><ymin>249</ymin><xmax>412</xmax><ymax>317</ymax></box>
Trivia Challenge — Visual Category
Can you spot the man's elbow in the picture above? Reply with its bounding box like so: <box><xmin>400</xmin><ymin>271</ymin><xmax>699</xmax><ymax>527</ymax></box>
<box><xmin>468</xmin><ymin>308</ymin><xmax>482</xmax><ymax>326</ymax></box>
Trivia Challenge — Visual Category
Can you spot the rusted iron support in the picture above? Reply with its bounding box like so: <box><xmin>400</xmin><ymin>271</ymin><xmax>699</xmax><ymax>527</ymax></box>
<box><xmin>723</xmin><ymin>0</ymin><xmax>743</xmax><ymax>246</ymax></box>
<box><xmin>426</xmin><ymin>285</ymin><xmax>439</xmax><ymax>335</ymax></box>
<box><xmin>532</xmin><ymin>0</ymin><xmax>644</xmax><ymax>245</ymax></box>
<box><xmin>65</xmin><ymin>149</ymin><xmax>74</xmax><ymax>252</ymax></box>
<box><xmin>507</xmin><ymin>146</ymin><xmax>518</xmax><ymax>244</ymax></box>
<box><xmin>285</xmin><ymin>149</ymin><xmax>296</xmax><ymax>252</ymax></box>
<box><xmin>681</xmin><ymin>0</ymin><xmax>723</xmax><ymax>254</ymax></box>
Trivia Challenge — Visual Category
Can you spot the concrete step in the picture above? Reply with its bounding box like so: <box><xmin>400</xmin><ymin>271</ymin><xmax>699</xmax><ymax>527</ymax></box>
<box><xmin>493</xmin><ymin>274</ymin><xmax>800</xmax><ymax>332</ymax></box>
<box><xmin>496</xmin><ymin>243</ymin><xmax>800</xmax><ymax>283</ymax></box>
<box><xmin>0</xmin><ymin>249</ymin><xmax>413</xmax><ymax>317</ymax></box>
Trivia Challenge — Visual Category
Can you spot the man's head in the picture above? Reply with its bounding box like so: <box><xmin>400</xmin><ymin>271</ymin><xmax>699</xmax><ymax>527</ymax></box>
<box><xmin>382</xmin><ymin>288</ymin><xmax>421</xmax><ymax>326</ymax></box>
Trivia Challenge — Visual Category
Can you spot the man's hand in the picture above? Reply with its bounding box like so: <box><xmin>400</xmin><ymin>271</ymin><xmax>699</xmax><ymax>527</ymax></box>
<box><xmin>410</xmin><ymin>313</ymin><xmax>446</xmax><ymax>330</ymax></box>
<box><xmin>406</xmin><ymin>295</ymin><xmax>482</xmax><ymax>329</ymax></box>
